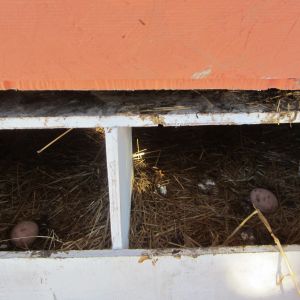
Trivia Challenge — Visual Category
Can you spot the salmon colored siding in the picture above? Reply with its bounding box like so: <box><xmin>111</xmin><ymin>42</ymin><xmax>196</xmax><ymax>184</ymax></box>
<box><xmin>0</xmin><ymin>0</ymin><xmax>299</xmax><ymax>90</ymax></box>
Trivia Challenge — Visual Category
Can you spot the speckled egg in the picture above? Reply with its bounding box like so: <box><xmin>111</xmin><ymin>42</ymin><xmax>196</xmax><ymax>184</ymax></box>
<box><xmin>10</xmin><ymin>221</ymin><xmax>39</xmax><ymax>249</ymax></box>
<box><xmin>250</xmin><ymin>188</ymin><xmax>278</xmax><ymax>213</ymax></box>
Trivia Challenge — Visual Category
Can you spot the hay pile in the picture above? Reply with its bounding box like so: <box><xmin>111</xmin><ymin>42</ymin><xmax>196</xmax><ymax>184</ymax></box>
<box><xmin>0</xmin><ymin>129</ymin><xmax>110</xmax><ymax>251</ymax></box>
<box><xmin>130</xmin><ymin>124</ymin><xmax>300</xmax><ymax>248</ymax></box>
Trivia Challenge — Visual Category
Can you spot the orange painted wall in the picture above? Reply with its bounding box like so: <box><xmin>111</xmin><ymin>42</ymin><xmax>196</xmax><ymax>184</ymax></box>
<box><xmin>0</xmin><ymin>0</ymin><xmax>299</xmax><ymax>91</ymax></box>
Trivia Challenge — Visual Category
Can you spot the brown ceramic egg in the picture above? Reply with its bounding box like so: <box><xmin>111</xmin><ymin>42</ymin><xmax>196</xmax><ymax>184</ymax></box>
<box><xmin>250</xmin><ymin>188</ymin><xmax>278</xmax><ymax>213</ymax></box>
<box><xmin>10</xmin><ymin>221</ymin><xmax>39</xmax><ymax>249</ymax></box>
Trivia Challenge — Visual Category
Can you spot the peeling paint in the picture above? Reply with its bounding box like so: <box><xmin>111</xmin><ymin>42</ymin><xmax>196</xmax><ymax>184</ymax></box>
<box><xmin>261</xmin><ymin>76</ymin><xmax>276</xmax><ymax>80</ymax></box>
<box><xmin>191</xmin><ymin>68</ymin><xmax>212</xmax><ymax>79</ymax></box>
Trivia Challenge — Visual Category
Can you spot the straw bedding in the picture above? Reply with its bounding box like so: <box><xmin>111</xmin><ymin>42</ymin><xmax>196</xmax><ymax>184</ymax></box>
<box><xmin>0</xmin><ymin>129</ymin><xmax>110</xmax><ymax>251</ymax></box>
<box><xmin>130</xmin><ymin>124</ymin><xmax>300</xmax><ymax>248</ymax></box>
<box><xmin>0</xmin><ymin>122</ymin><xmax>300</xmax><ymax>251</ymax></box>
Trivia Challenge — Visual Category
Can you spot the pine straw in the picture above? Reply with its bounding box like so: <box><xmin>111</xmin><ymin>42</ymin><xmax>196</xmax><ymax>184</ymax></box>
<box><xmin>130</xmin><ymin>124</ymin><xmax>300</xmax><ymax>248</ymax></box>
<box><xmin>0</xmin><ymin>129</ymin><xmax>110</xmax><ymax>251</ymax></box>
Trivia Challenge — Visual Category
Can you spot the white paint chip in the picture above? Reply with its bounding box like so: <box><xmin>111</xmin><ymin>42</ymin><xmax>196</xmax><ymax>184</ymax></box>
<box><xmin>191</xmin><ymin>68</ymin><xmax>212</xmax><ymax>79</ymax></box>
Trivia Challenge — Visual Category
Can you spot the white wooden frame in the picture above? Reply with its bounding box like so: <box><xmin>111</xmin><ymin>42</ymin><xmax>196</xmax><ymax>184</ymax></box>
<box><xmin>0</xmin><ymin>111</ymin><xmax>297</xmax><ymax>129</ymax></box>
<box><xmin>1</xmin><ymin>246</ymin><xmax>300</xmax><ymax>300</ymax></box>
<box><xmin>0</xmin><ymin>92</ymin><xmax>298</xmax><ymax>249</ymax></box>
<box><xmin>0</xmin><ymin>91</ymin><xmax>300</xmax><ymax>299</ymax></box>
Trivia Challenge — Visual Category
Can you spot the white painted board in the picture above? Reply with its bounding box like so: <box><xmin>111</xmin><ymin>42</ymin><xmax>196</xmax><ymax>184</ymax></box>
<box><xmin>0</xmin><ymin>246</ymin><xmax>300</xmax><ymax>300</ymax></box>
<box><xmin>105</xmin><ymin>127</ymin><xmax>133</xmax><ymax>249</ymax></box>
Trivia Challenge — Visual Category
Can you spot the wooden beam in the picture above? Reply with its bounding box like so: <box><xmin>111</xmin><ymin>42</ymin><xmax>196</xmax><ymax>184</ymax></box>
<box><xmin>0</xmin><ymin>91</ymin><xmax>298</xmax><ymax>129</ymax></box>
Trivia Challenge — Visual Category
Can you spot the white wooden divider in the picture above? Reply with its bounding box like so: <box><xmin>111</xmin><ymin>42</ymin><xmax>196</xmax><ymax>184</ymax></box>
<box><xmin>105</xmin><ymin>127</ymin><xmax>133</xmax><ymax>249</ymax></box>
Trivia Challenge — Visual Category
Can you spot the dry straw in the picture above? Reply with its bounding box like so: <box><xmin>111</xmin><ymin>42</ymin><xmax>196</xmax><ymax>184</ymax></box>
<box><xmin>0</xmin><ymin>129</ymin><xmax>110</xmax><ymax>251</ymax></box>
<box><xmin>130</xmin><ymin>122</ymin><xmax>300</xmax><ymax>248</ymax></box>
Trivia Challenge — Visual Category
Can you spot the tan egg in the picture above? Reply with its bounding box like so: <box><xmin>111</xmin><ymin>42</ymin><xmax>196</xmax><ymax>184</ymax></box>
<box><xmin>250</xmin><ymin>188</ymin><xmax>278</xmax><ymax>213</ymax></box>
<box><xmin>10</xmin><ymin>221</ymin><xmax>39</xmax><ymax>249</ymax></box>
